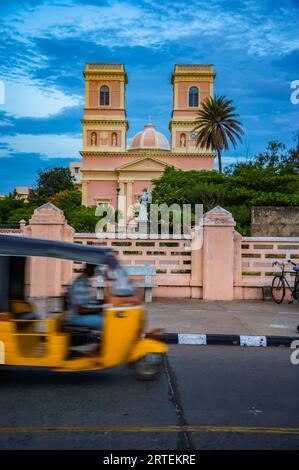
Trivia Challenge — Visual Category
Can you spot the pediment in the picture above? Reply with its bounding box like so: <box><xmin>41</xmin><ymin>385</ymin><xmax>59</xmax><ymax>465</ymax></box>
<box><xmin>116</xmin><ymin>157</ymin><xmax>172</xmax><ymax>172</ymax></box>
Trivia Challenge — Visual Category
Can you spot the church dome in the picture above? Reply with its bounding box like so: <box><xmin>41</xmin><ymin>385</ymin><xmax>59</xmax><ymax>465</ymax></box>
<box><xmin>130</xmin><ymin>123</ymin><xmax>170</xmax><ymax>151</ymax></box>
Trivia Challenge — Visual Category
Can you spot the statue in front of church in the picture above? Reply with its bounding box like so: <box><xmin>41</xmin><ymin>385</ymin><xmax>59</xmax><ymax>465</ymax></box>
<box><xmin>139</xmin><ymin>188</ymin><xmax>152</xmax><ymax>223</ymax></box>
<box><xmin>91</xmin><ymin>132</ymin><xmax>97</xmax><ymax>146</ymax></box>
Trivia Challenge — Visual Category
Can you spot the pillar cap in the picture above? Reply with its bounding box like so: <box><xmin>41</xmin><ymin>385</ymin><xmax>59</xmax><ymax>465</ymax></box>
<box><xmin>203</xmin><ymin>206</ymin><xmax>235</xmax><ymax>227</ymax></box>
<box><xmin>29</xmin><ymin>203</ymin><xmax>66</xmax><ymax>225</ymax></box>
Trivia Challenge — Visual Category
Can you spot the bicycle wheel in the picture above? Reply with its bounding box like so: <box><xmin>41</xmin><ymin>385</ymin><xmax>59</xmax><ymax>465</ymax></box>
<box><xmin>271</xmin><ymin>275</ymin><xmax>285</xmax><ymax>304</ymax></box>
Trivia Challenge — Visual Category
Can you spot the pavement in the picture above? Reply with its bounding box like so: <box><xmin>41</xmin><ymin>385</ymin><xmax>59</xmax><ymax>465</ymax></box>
<box><xmin>147</xmin><ymin>299</ymin><xmax>299</xmax><ymax>339</ymax></box>
<box><xmin>0</xmin><ymin>346</ymin><xmax>298</xmax><ymax>450</ymax></box>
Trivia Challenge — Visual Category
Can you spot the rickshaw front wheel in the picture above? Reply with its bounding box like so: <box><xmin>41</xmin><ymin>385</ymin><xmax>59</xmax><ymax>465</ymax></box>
<box><xmin>132</xmin><ymin>353</ymin><xmax>163</xmax><ymax>381</ymax></box>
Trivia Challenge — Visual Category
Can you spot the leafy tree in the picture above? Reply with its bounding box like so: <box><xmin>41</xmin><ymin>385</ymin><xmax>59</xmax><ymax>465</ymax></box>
<box><xmin>30</xmin><ymin>167</ymin><xmax>74</xmax><ymax>205</ymax></box>
<box><xmin>186</xmin><ymin>183</ymin><xmax>225</xmax><ymax>212</ymax></box>
<box><xmin>193</xmin><ymin>95</ymin><xmax>244</xmax><ymax>172</ymax></box>
<box><xmin>0</xmin><ymin>192</ymin><xmax>36</xmax><ymax>226</ymax></box>
<box><xmin>151</xmin><ymin>137</ymin><xmax>299</xmax><ymax>235</ymax></box>
<box><xmin>7</xmin><ymin>206</ymin><xmax>35</xmax><ymax>224</ymax></box>
<box><xmin>50</xmin><ymin>189</ymin><xmax>82</xmax><ymax>217</ymax></box>
<box><xmin>67</xmin><ymin>206</ymin><xmax>100</xmax><ymax>233</ymax></box>
<box><xmin>226</xmin><ymin>206</ymin><xmax>251</xmax><ymax>235</ymax></box>
<box><xmin>226</xmin><ymin>138</ymin><xmax>299</xmax><ymax>176</ymax></box>
<box><xmin>50</xmin><ymin>189</ymin><xmax>104</xmax><ymax>232</ymax></box>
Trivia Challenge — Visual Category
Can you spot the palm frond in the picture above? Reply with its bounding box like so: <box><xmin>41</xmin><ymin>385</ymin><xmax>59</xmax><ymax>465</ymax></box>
<box><xmin>192</xmin><ymin>95</ymin><xmax>244</xmax><ymax>172</ymax></box>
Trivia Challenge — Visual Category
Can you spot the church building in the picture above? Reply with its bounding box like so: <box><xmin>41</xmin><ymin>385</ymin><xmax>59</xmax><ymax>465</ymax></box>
<box><xmin>79</xmin><ymin>63</ymin><xmax>216</xmax><ymax>217</ymax></box>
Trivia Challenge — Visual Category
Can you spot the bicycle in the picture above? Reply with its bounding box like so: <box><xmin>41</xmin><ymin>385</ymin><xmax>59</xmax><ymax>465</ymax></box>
<box><xmin>271</xmin><ymin>260</ymin><xmax>299</xmax><ymax>304</ymax></box>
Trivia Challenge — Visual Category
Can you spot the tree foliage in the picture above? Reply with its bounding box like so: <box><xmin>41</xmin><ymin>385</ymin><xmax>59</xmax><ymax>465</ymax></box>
<box><xmin>50</xmin><ymin>189</ymin><xmax>82</xmax><ymax>216</ymax></box>
<box><xmin>0</xmin><ymin>192</ymin><xmax>37</xmax><ymax>226</ymax></box>
<box><xmin>67</xmin><ymin>206</ymin><xmax>100</xmax><ymax>233</ymax></box>
<box><xmin>30</xmin><ymin>167</ymin><xmax>75</xmax><ymax>205</ymax></box>
<box><xmin>152</xmin><ymin>139</ymin><xmax>299</xmax><ymax>235</ymax></box>
<box><xmin>50</xmin><ymin>189</ymin><xmax>100</xmax><ymax>232</ymax></box>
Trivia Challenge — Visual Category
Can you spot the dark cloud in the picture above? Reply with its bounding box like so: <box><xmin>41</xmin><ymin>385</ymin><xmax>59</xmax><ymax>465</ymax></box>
<box><xmin>0</xmin><ymin>0</ymin><xmax>298</xmax><ymax>194</ymax></box>
<box><xmin>0</xmin><ymin>105</ymin><xmax>82</xmax><ymax>136</ymax></box>
<box><xmin>0</xmin><ymin>152</ymin><xmax>81</xmax><ymax>194</ymax></box>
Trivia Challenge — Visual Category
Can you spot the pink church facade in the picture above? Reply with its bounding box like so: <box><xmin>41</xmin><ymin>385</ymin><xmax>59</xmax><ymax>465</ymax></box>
<box><xmin>80</xmin><ymin>63</ymin><xmax>216</xmax><ymax>216</ymax></box>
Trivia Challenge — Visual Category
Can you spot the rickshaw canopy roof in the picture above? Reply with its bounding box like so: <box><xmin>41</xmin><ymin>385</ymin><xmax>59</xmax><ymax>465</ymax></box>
<box><xmin>0</xmin><ymin>234</ymin><xmax>118</xmax><ymax>267</ymax></box>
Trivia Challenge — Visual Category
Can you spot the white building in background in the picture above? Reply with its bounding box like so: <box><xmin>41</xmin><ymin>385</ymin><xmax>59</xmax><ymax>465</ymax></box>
<box><xmin>15</xmin><ymin>187</ymin><xmax>32</xmax><ymax>201</ymax></box>
<box><xmin>69</xmin><ymin>161</ymin><xmax>82</xmax><ymax>188</ymax></box>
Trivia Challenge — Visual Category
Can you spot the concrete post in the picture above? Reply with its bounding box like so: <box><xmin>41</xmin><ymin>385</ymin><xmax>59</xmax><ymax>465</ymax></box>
<box><xmin>202</xmin><ymin>206</ymin><xmax>236</xmax><ymax>301</ymax></box>
<box><xmin>233</xmin><ymin>230</ymin><xmax>243</xmax><ymax>299</ymax></box>
<box><xmin>23</xmin><ymin>203</ymin><xmax>75</xmax><ymax>299</ymax></box>
<box><xmin>190</xmin><ymin>225</ymin><xmax>203</xmax><ymax>298</ymax></box>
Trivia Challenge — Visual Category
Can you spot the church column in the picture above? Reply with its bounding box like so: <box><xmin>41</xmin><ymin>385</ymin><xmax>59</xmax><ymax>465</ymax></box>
<box><xmin>126</xmin><ymin>181</ymin><xmax>133</xmax><ymax>214</ymax></box>
<box><xmin>82</xmin><ymin>180</ymin><xmax>89</xmax><ymax>206</ymax></box>
<box><xmin>117</xmin><ymin>181</ymin><xmax>127</xmax><ymax>227</ymax></box>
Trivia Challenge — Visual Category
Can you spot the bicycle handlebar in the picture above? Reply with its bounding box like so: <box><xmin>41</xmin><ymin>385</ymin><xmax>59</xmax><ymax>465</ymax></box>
<box><xmin>272</xmin><ymin>260</ymin><xmax>297</xmax><ymax>270</ymax></box>
<box><xmin>288</xmin><ymin>259</ymin><xmax>297</xmax><ymax>267</ymax></box>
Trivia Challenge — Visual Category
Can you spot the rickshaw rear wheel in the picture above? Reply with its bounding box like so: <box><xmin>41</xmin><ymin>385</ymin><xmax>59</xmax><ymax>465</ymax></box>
<box><xmin>132</xmin><ymin>353</ymin><xmax>163</xmax><ymax>381</ymax></box>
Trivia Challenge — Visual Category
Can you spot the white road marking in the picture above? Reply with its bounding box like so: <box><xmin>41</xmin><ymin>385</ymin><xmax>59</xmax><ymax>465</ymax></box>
<box><xmin>269</xmin><ymin>324</ymin><xmax>291</xmax><ymax>329</ymax></box>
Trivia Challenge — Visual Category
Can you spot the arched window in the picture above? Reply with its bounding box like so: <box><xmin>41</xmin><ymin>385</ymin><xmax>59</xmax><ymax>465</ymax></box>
<box><xmin>189</xmin><ymin>86</ymin><xmax>199</xmax><ymax>107</ymax></box>
<box><xmin>100</xmin><ymin>85</ymin><xmax>109</xmax><ymax>105</ymax></box>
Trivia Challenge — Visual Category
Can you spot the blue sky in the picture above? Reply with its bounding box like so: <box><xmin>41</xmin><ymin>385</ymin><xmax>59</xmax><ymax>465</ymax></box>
<box><xmin>0</xmin><ymin>0</ymin><xmax>298</xmax><ymax>194</ymax></box>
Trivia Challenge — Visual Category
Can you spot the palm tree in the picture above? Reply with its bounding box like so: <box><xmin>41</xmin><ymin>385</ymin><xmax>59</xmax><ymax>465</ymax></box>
<box><xmin>193</xmin><ymin>95</ymin><xmax>244</xmax><ymax>172</ymax></box>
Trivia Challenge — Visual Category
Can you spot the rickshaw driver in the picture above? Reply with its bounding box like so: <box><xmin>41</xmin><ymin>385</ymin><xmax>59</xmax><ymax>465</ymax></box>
<box><xmin>66</xmin><ymin>263</ymin><xmax>103</xmax><ymax>331</ymax></box>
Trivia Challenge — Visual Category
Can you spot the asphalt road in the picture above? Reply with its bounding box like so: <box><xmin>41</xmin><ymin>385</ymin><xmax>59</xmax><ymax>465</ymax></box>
<box><xmin>0</xmin><ymin>345</ymin><xmax>298</xmax><ymax>450</ymax></box>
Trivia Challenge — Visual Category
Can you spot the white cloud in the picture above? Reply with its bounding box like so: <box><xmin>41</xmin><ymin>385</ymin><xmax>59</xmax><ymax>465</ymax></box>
<box><xmin>3</xmin><ymin>0</ymin><xmax>299</xmax><ymax>56</ymax></box>
<box><xmin>0</xmin><ymin>78</ymin><xmax>82</xmax><ymax>118</ymax></box>
<box><xmin>222</xmin><ymin>155</ymin><xmax>248</xmax><ymax>166</ymax></box>
<box><xmin>0</xmin><ymin>0</ymin><xmax>297</xmax><ymax>124</ymax></box>
<box><xmin>0</xmin><ymin>133</ymin><xmax>82</xmax><ymax>158</ymax></box>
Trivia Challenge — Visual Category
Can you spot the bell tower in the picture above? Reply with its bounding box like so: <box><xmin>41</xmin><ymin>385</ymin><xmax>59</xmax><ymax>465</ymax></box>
<box><xmin>82</xmin><ymin>63</ymin><xmax>128</xmax><ymax>152</ymax></box>
<box><xmin>169</xmin><ymin>64</ymin><xmax>215</xmax><ymax>153</ymax></box>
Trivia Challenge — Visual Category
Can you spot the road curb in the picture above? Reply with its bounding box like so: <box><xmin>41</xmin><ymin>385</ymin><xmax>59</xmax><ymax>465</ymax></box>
<box><xmin>163</xmin><ymin>333</ymin><xmax>299</xmax><ymax>347</ymax></box>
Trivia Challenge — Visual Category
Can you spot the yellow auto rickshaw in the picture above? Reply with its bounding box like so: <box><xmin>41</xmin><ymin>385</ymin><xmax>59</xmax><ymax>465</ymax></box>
<box><xmin>0</xmin><ymin>234</ymin><xmax>167</xmax><ymax>380</ymax></box>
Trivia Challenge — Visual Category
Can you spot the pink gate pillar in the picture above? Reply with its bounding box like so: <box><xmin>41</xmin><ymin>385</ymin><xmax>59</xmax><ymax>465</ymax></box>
<box><xmin>23</xmin><ymin>203</ymin><xmax>75</xmax><ymax>298</ymax></box>
<box><xmin>202</xmin><ymin>206</ymin><xmax>236</xmax><ymax>301</ymax></box>
<box><xmin>190</xmin><ymin>226</ymin><xmax>203</xmax><ymax>298</ymax></box>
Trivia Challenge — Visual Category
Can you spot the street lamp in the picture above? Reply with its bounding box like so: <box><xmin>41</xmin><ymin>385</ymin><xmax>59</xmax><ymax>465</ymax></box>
<box><xmin>116</xmin><ymin>185</ymin><xmax>121</xmax><ymax>233</ymax></box>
